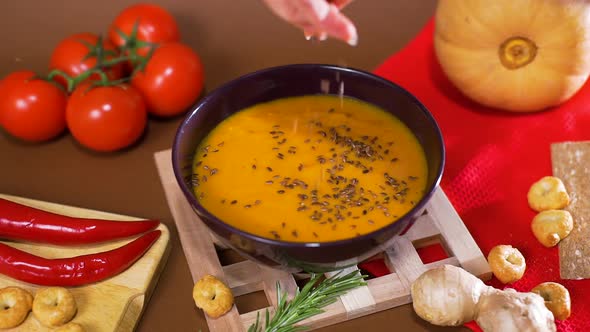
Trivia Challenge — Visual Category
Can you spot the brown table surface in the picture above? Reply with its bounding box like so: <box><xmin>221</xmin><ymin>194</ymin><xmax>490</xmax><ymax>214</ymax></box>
<box><xmin>0</xmin><ymin>1</ymin><xmax>467</xmax><ymax>331</ymax></box>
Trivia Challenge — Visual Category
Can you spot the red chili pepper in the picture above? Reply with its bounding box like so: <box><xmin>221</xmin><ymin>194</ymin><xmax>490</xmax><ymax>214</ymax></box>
<box><xmin>0</xmin><ymin>198</ymin><xmax>159</xmax><ymax>245</ymax></box>
<box><xmin>0</xmin><ymin>230</ymin><xmax>161</xmax><ymax>286</ymax></box>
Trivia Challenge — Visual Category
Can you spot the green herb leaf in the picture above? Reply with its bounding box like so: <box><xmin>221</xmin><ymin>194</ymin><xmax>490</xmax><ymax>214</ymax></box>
<box><xmin>248</xmin><ymin>270</ymin><xmax>366</xmax><ymax>332</ymax></box>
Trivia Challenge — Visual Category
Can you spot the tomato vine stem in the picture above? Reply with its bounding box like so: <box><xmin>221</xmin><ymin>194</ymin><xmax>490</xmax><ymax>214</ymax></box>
<box><xmin>45</xmin><ymin>20</ymin><xmax>157</xmax><ymax>93</ymax></box>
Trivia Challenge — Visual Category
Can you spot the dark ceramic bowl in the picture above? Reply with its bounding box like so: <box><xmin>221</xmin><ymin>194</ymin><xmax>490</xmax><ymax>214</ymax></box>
<box><xmin>172</xmin><ymin>64</ymin><xmax>444</xmax><ymax>273</ymax></box>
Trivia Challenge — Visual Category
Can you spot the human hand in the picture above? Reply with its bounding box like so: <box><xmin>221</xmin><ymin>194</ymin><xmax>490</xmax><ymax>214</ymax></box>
<box><xmin>262</xmin><ymin>0</ymin><xmax>358</xmax><ymax>46</ymax></box>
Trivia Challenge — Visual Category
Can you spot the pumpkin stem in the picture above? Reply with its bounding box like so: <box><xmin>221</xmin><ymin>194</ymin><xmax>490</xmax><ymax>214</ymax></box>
<box><xmin>499</xmin><ymin>37</ymin><xmax>537</xmax><ymax>70</ymax></box>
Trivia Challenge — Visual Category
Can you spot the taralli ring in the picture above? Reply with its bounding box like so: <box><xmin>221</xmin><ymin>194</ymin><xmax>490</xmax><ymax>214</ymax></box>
<box><xmin>531</xmin><ymin>210</ymin><xmax>574</xmax><ymax>247</ymax></box>
<box><xmin>193</xmin><ymin>274</ymin><xmax>234</xmax><ymax>318</ymax></box>
<box><xmin>0</xmin><ymin>286</ymin><xmax>33</xmax><ymax>329</ymax></box>
<box><xmin>532</xmin><ymin>282</ymin><xmax>571</xmax><ymax>320</ymax></box>
<box><xmin>54</xmin><ymin>322</ymin><xmax>86</xmax><ymax>332</ymax></box>
<box><xmin>527</xmin><ymin>176</ymin><xmax>570</xmax><ymax>212</ymax></box>
<box><xmin>32</xmin><ymin>287</ymin><xmax>77</xmax><ymax>327</ymax></box>
<box><xmin>487</xmin><ymin>245</ymin><xmax>526</xmax><ymax>284</ymax></box>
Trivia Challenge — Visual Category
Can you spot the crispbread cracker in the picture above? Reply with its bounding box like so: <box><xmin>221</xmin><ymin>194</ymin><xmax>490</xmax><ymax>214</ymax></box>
<box><xmin>551</xmin><ymin>141</ymin><xmax>590</xmax><ymax>279</ymax></box>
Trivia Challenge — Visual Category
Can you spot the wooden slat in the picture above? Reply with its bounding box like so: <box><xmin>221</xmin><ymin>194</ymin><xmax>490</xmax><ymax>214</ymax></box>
<box><xmin>425</xmin><ymin>256</ymin><xmax>460</xmax><ymax>269</ymax></box>
<box><xmin>223</xmin><ymin>261</ymin><xmax>263</xmax><ymax>297</ymax></box>
<box><xmin>240</xmin><ymin>307</ymin><xmax>275</xmax><ymax>331</ymax></box>
<box><xmin>293</xmin><ymin>299</ymin><xmax>347</xmax><ymax>331</ymax></box>
<box><xmin>385</xmin><ymin>236</ymin><xmax>427</xmax><ymax>289</ymax></box>
<box><xmin>427</xmin><ymin>188</ymin><xmax>492</xmax><ymax>280</ymax></box>
<box><xmin>367</xmin><ymin>273</ymin><xmax>411</xmax><ymax>311</ymax></box>
<box><xmin>259</xmin><ymin>265</ymin><xmax>298</xmax><ymax>307</ymax></box>
<box><xmin>403</xmin><ymin>213</ymin><xmax>440</xmax><ymax>242</ymax></box>
<box><xmin>211</xmin><ymin>233</ymin><xmax>229</xmax><ymax>249</ymax></box>
<box><xmin>326</xmin><ymin>266</ymin><xmax>376</xmax><ymax>319</ymax></box>
<box><xmin>154</xmin><ymin>150</ymin><xmax>244</xmax><ymax>331</ymax></box>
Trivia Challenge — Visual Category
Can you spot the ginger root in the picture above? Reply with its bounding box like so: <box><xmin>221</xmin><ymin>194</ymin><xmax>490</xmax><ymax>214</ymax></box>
<box><xmin>477</xmin><ymin>288</ymin><xmax>556</xmax><ymax>332</ymax></box>
<box><xmin>410</xmin><ymin>264</ymin><xmax>487</xmax><ymax>325</ymax></box>
<box><xmin>411</xmin><ymin>265</ymin><xmax>556</xmax><ymax>332</ymax></box>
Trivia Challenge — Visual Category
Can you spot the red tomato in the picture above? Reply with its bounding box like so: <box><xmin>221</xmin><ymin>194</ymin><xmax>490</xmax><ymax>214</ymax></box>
<box><xmin>0</xmin><ymin>71</ymin><xmax>67</xmax><ymax>142</ymax></box>
<box><xmin>66</xmin><ymin>83</ymin><xmax>147</xmax><ymax>152</ymax></box>
<box><xmin>49</xmin><ymin>33</ymin><xmax>124</xmax><ymax>88</ymax></box>
<box><xmin>109</xmin><ymin>3</ymin><xmax>179</xmax><ymax>53</ymax></box>
<box><xmin>131</xmin><ymin>42</ymin><xmax>204</xmax><ymax>117</ymax></box>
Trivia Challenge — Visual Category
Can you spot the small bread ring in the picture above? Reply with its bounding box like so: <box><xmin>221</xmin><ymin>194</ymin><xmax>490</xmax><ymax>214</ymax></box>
<box><xmin>32</xmin><ymin>287</ymin><xmax>77</xmax><ymax>327</ymax></box>
<box><xmin>487</xmin><ymin>245</ymin><xmax>526</xmax><ymax>284</ymax></box>
<box><xmin>54</xmin><ymin>322</ymin><xmax>85</xmax><ymax>332</ymax></box>
<box><xmin>532</xmin><ymin>282</ymin><xmax>571</xmax><ymax>320</ymax></box>
<box><xmin>193</xmin><ymin>275</ymin><xmax>234</xmax><ymax>318</ymax></box>
<box><xmin>0</xmin><ymin>286</ymin><xmax>33</xmax><ymax>329</ymax></box>
<box><xmin>527</xmin><ymin>176</ymin><xmax>570</xmax><ymax>212</ymax></box>
<box><xmin>531</xmin><ymin>210</ymin><xmax>574</xmax><ymax>247</ymax></box>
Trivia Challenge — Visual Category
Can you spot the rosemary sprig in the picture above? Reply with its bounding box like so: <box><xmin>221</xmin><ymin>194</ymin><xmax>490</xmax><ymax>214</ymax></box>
<box><xmin>248</xmin><ymin>270</ymin><xmax>367</xmax><ymax>332</ymax></box>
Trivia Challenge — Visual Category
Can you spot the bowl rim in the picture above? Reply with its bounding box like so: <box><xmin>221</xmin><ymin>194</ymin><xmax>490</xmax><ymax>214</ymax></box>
<box><xmin>172</xmin><ymin>63</ymin><xmax>445</xmax><ymax>249</ymax></box>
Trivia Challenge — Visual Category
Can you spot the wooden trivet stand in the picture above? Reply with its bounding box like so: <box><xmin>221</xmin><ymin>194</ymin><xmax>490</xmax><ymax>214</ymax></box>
<box><xmin>155</xmin><ymin>149</ymin><xmax>491</xmax><ymax>331</ymax></box>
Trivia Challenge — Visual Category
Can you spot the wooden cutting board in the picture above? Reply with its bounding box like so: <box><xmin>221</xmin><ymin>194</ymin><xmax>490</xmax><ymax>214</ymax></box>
<box><xmin>0</xmin><ymin>194</ymin><xmax>171</xmax><ymax>332</ymax></box>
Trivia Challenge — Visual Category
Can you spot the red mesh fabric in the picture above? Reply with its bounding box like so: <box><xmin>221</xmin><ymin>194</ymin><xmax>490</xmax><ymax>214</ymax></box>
<box><xmin>359</xmin><ymin>18</ymin><xmax>590</xmax><ymax>331</ymax></box>
<box><xmin>416</xmin><ymin>243</ymin><xmax>448</xmax><ymax>264</ymax></box>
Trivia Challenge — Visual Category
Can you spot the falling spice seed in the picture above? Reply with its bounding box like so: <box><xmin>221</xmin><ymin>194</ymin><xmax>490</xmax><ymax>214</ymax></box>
<box><xmin>252</xmin><ymin>164</ymin><xmax>257</xmax><ymax>170</ymax></box>
<box><xmin>267</xmin><ymin>167</ymin><xmax>273</xmax><ymax>172</ymax></box>
<box><xmin>231</xmin><ymin>200</ymin><xmax>238</xmax><ymax>205</ymax></box>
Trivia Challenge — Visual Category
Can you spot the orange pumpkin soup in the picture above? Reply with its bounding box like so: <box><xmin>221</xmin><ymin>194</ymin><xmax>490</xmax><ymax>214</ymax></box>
<box><xmin>192</xmin><ymin>95</ymin><xmax>428</xmax><ymax>242</ymax></box>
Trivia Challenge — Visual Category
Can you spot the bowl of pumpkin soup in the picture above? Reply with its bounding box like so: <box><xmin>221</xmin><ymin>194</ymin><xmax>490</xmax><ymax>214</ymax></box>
<box><xmin>172</xmin><ymin>64</ymin><xmax>444</xmax><ymax>272</ymax></box>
